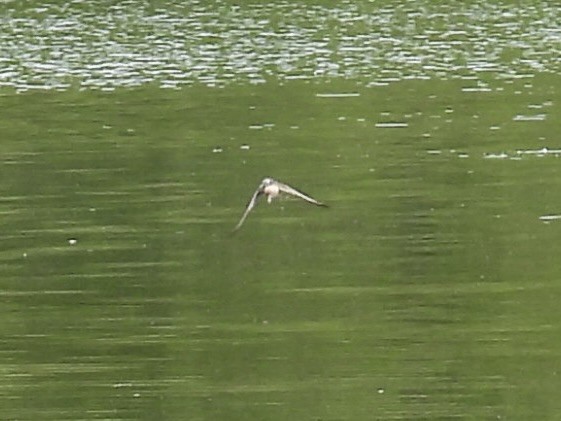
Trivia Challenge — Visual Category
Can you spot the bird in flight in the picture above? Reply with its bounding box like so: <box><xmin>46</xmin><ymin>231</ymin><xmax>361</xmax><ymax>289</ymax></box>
<box><xmin>234</xmin><ymin>177</ymin><xmax>327</xmax><ymax>231</ymax></box>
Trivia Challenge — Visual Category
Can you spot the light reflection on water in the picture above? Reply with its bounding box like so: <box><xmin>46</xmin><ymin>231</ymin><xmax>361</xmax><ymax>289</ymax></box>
<box><xmin>0</xmin><ymin>0</ymin><xmax>559</xmax><ymax>90</ymax></box>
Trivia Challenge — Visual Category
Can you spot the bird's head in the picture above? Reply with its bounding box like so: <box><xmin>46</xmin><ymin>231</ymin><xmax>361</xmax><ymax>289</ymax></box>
<box><xmin>260</xmin><ymin>177</ymin><xmax>274</xmax><ymax>187</ymax></box>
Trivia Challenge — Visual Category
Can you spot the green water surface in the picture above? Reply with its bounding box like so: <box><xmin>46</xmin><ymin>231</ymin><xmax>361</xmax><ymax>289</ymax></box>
<box><xmin>1</xmin><ymin>1</ymin><xmax>561</xmax><ymax>420</ymax></box>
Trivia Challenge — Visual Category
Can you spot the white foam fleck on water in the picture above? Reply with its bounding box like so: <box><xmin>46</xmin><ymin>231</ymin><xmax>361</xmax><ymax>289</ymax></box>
<box><xmin>517</xmin><ymin>147</ymin><xmax>561</xmax><ymax>155</ymax></box>
<box><xmin>316</xmin><ymin>93</ymin><xmax>360</xmax><ymax>98</ymax></box>
<box><xmin>539</xmin><ymin>215</ymin><xmax>561</xmax><ymax>222</ymax></box>
<box><xmin>484</xmin><ymin>152</ymin><xmax>509</xmax><ymax>159</ymax></box>
<box><xmin>512</xmin><ymin>114</ymin><xmax>547</xmax><ymax>121</ymax></box>
<box><xmin>375</xmin><ymin>122</ymin><xmax>408</xmax><ymax>128</ymax></box>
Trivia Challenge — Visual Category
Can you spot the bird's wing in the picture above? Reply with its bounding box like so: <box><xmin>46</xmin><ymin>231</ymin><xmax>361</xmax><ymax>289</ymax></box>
<box><xmin>233</xmin><ymin>188</ymin><xmax>263</xmax><ymax>231</ymax></box>
<box><xmin>277</xmin><ymin>181</ymin><xmax>327</xmax><ymax>207</ymax></box>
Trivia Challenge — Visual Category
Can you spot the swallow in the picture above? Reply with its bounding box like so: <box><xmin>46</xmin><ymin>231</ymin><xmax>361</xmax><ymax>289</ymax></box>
<box><xmin>234</xmin><ymin>177</ymin><xmax>327</xmax><ymax>231</ymax></box>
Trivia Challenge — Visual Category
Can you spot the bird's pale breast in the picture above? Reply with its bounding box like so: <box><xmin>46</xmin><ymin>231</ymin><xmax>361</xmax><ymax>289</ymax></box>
<box><xmin>263</xmin><ymin>184</ymin><xmax>280</xmax><ymax>197</ymax></box>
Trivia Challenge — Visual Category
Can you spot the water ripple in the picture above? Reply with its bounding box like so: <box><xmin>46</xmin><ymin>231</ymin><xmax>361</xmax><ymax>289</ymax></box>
<box><xmin>0</xmin><ymin>0</ymin><xmax>559</xmax><ymax>90</ymax></box>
